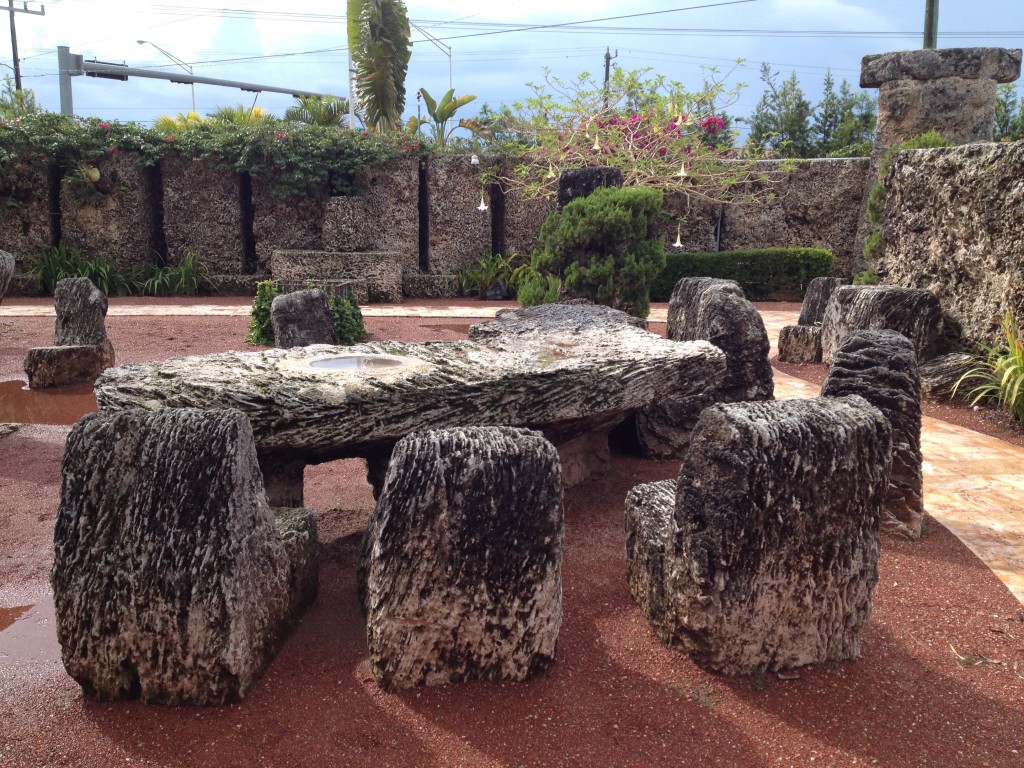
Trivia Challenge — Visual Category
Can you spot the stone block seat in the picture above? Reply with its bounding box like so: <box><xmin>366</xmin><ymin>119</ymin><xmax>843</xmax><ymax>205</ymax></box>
<box><xmin>271</xmin><ymin>248</ymin><xmax>402</xmax><ymax>304</ymax></box>
<box><xmin>358</xmin><ymin>426</ymin><xmax>564</xmax><ymax>691</ymax></box>
<box><xmin>23</xmin><ymin>277</ymin><xmax>115</xmax><ymax>388</ymax></box>
<box><xmin>626</xmin><ymin>397</ymin><xmax>892</xmax><ymax>675</ymax></box>
<box><xmin>52</xmin><ymin>407</ymin><xmax>319</xmax><ymax>705</ymax></box>
<box><xmin>777</xmin><ymin>276</ymin><xmax>847</xmax><ymax>364</ymax></box>
<box><xmin>95</xmin><ymin>303</ymin><xmax>727</xmax><ymax>506</ymax></box>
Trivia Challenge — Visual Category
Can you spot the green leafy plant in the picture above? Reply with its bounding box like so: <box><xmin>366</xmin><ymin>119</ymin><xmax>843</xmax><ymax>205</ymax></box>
<box><xmin>530</xmin><ymin>185</ymin><xmax>666</xmax><ymax>318</ymax></box>
<box><xmin>516</xmin><ymin>272</ymin><xmax>562</xmax><ymax>307</ymax></box>
<box><xmin>953</xmin><ymin>311</ymin><xmax>1024</xmax><ymax>422</ymax></box>
<box><xmin>408</xmin><ymin>87</ymin><xmax>478</xmax><ymax>146</ymax></box>
<box><xmin>245</xmin><ymin>280</ymin><xmax>367</xmax><ymax>346</ymax></box>
<box><xmin>650</xmin><ymin>247</ymin><xmax>835</xmax><ymax>301</ymax></box>
<box><xmin>143</xmin><ymin>252</ymin><xmax>208</xmax><ymax>296</ymax></box>
<box><xmin>853</xmin><ymin>266</ymin><xmax>879</xmax><ymax>285</ymax></box>
<box><xmin>27</xmin><ymin>246</ymin><xmax>144</xmax><ymax>296</ymax></box>
<box><xmin>347</xmin><ymin>0</ymin><xmax>412</xmax><ymax>133</ymax></box>
<box><xmin>458</xmin><ymin>252</ymin><xmax>523</xmax><ymax>298</ymax></box>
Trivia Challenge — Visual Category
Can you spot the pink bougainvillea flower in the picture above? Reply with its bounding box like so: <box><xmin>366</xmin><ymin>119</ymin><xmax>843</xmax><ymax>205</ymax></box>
<box><xmin>165</xmin><ymin>134</ymin><xmax>175</xmax><ymax>142</ymax></box>
<box><xmin>107</xmin><ymin>146</ymin><xmax>119</xmax><ymax>154</ymax></box>
<box><xmin>274</xmin><ymin>132</ymin><xmax>285</xmax><ymax>140</ymax></box>
<box><xmin>98</xmin><ymin>122</ymin><xmax>111</xmax><ymax>130</ymax></box>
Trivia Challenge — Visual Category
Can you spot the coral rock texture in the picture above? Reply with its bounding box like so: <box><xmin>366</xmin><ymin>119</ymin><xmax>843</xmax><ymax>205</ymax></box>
<box><xmin>628</xmin><ymin>397</ymin><xmax>892</xmax><ymax>674</ymax></box>
<box><xmin>799</xmin><ymin>277</ymin><xmax>848</xmax><ymax>326</ymax></box>
<box><xmin>0</xmin><ymin>249</ymin><xmax>17</xmax><ymax>304</ymax></box>
<box><xmin>820</xmin><ymin>285</ymin><xmax>944</xmax><ymax>364</ymax></box>
<box><xmin>52</xmin><ymin>408</ymin><xmax>319</xmax><ymax>705</ymax></box>
<box><xmin>777</xmin><ymin>325</ymin><xmax>822</xmax><ymax>364</ymax></box>
<box><xmin>359</xmin><ymin>426</ymin><xmax>563</xmax><ymax>690</ymax></box>
<box><xmin>271</xmin><ymin>289</ymin><xmax>338</xmax><ymax>348</ymax></box>
<box><xmin>821</xmin><ymin>330</ymin><xmax>924</xmax><ymax>539</ymax></box>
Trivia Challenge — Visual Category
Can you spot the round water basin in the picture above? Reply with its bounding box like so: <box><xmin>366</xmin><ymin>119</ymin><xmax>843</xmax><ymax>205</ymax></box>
<box><xmin>309</xmin><ymin>354</ymin><xmax>408</xmax><ymax>371</ymax></box>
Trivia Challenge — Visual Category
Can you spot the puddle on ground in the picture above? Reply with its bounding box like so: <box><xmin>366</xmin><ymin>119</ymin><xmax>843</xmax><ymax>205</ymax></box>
<box><xmin>0</xmin><ymin>599</ymin><xmax>60</xmax><ymax>664</ymax></box>
<box><xmin>0</xmin><ymin>605</ymin><xmax>31</xmax><ymax>633</ymax></box>
<box><xmin>0</xmin><ymin>380</ymin><xmax>97</xmax><ymax>425</ymax></box>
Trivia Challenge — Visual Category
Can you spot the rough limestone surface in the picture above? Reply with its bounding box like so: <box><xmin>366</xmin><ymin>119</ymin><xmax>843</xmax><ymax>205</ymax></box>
<box><xmin>503</xmin><ymin>184</ymin><xmax>557</xmax><ymax>260</ymax></box>
<box><xmin>469</xmin><ymin>302</ymin><xmax>726</xmax><ymax>463</ymax></box>
<box><xmin>95</xmin><ymin>310</ymin><xmax>725</xmax><ymax>505</ymax></box>
<box><xmin>251</xmin><ymin>177</ymin><xmax>327</xmax><ymax>275</ymax></box>
<box><xmin>321</xmin><ymin>158</ymin><xmax>421</xmax><ymax>273</ymax></box>
<box><xmin>0</xmin><ymin>249</ymin><xmax>14</xmax><ymax>303</ymax></box>
<box><xmin>557</xmin><ymin>167</ymin><xmax>623</xmax><ymax>209</ymax></box>
<box><xmin>658</xmin><ymin>397</ymin><xmax>892</xmax><ymax>674</ymax></box>
<box><xmin>23</xmin><ymin>278</ymin><xmax>116</xmax><ymax>388</ymax></box>
<box><xmin>820</xmin><ymin>285</ymin><xmax>945</xmax><ymax>364</ymax></box>
<box><xmin>52</xmin><ymin>408</ymin><xmax>319</xmax><ymax>705</ymax></box>
<box><xmin>271</xmin><ymin>249</ymin><xmax>402</xmax><ymax>304</ymax></box>
<box><xmin>402</xmin><ymin>273</ymin><xmax>460</xmax><ymax>299</ymax></box>
<box><xmin>60</xmin><ymin>152</ymin><xmax>162</xmax><ymax>274</ymax></box>
<box><xmin>821</xmin><ymin>330</ymin><xmax>924</xmax><ymax>539</ymax></box>
<box><xmin>271</xmin><ymin>289</ymin><xmax>338</xmax><ymax>348</ymax></box>
<box><xmin>427</xmin><ymin>157</ymin><xmax>491</xmax><ymax>276</ymax></box>
<box><xmin>919</xmin><ymin>352</ymin><xmax>974</xmax><ymax>401</ymax></box>
<box><xmin>0</xmin><ymin>159</ymin><xmax>51</xmax><ymax>266</ymax></box>
<box><xmin>884</xmin><ymin>141</ymin><xmax>1024</xmax><ymax>349</ymax></box>
<box><xmin>359</xmin><ymin>426</ymin><xmax>563</xmax><ymax>691</ymax></box>
<box><xmin>862</xmin><ymin>49</ymin><xmax>1021</xmax><ymax>153</ymax></box>
<box><xmin>161</xmin><ymin>154</ymin><xmax>246</xmax><ymax>274</ymax></box>
<box><xmin>667</xmin><ymin>277</ymin><xmax>773</xmax><ymax>402</ymax></box>
<box><xmin>624</xmin><ymin>479</ymin><xmax>676</xmax><ymax>639</ymax></box>
<box><xmin>777</xmin><ymin>324</ymin><xmax>822</xmax><ymax>364</ymax></box>
<box><xmin>722</xmin><ymin>159</ymin><xmax>871</xmax><ymax>278</ymax></box>
<box><xmin>799</xmin><ymin>277</ymin><xmax>849</xmax><ymax>326</ymax></box>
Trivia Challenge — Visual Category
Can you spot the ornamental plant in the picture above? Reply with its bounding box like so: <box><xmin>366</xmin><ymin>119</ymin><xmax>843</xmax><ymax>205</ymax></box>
<box><xmin>953</xmin><ymin>311</ymin><xmax>1024</xmax><ymax>423</ymax></box>
<box><xmin>525</xmin><ymin>185</ymin><xmax>666</xmax><ymax>318</ymax></box>
<box><xmin>498</xmin><ymin>65</ymin><xmax>773</xmax><ymax>207</ymax></box>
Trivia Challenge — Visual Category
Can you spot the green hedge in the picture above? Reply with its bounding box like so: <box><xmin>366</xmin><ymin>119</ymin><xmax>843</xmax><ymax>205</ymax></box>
<box><xmin>650</xmin><ymin>248</ymin><xmax>835</xmax><ymax>301</ymax></box>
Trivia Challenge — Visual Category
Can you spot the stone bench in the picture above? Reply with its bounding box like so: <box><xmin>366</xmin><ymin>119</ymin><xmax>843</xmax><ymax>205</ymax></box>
<box><xmin>95</xmin><ymin>304</ymin><xmax>727</xmax><ymax>506</ymax></box>
<box><xmin>52</xmin><ymin>408</ymin><xmax>318</xmax><ymax>705</ymax></box>
<box><xmin>626</xmin><ymin>397</ymin><xmax>892</xmax><ymax>675</ymax></box>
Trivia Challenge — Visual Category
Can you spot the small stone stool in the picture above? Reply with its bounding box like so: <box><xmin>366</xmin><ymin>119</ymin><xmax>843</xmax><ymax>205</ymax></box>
<box><xmin>359</xmin><ymin>426</ymin><xmax>564</xmax><ymax>691</ymax></box>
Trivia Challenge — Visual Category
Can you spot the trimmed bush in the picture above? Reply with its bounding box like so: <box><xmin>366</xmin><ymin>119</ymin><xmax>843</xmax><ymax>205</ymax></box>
<box><xmin>532</xmin><ymin>185</ymin><xmax>666</xmax><ymax>318</ymax></box>
<box><xmin>650</xmin><ymin>248</ymin><xmax>835</xmax><ymax>302</ymax></box>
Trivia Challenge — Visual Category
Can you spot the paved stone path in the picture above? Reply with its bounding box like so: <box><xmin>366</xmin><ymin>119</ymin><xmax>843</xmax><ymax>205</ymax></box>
<box><xmin>3</xmin><ymin>299</ymin><xmax>1021</xmax><ymax>604</ymax></box>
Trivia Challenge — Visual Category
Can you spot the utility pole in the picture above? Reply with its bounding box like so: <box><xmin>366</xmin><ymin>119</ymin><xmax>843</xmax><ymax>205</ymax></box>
<box><xmin>6</xmin><ymin>1</ymin><xmax>45</xmax><ymax>90</ymax></box>
<box><xmin>602</xmin><ymin>47</ymin><xmax>617</xmax><ymax>110</ymax></box>
<box><xmin>923</xmin><ymin>0</ymin><xmax>939</xmax><ymax>49</ymax></box>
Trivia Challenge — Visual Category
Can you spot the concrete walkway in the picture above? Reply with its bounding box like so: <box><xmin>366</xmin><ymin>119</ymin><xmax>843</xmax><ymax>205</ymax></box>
<box><xmin>4</xmin><ymin>299</ymin><xmax>1022</xmax><ymax>604</ymax></box>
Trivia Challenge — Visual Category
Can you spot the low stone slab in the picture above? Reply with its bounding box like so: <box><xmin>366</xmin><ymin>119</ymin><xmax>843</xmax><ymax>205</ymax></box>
<box><xmin>359</xmin><ymin>426</ymin><xmax>563</xmax><ymax>691</ymax></box>
<box><xmin>777</xmin><ymin>325</ymin><xmax>822</xmax><ymax>364</ymax></box>
<box><xmin>822</xmin><ymin>330</ymin><xmax>924</xmax><ymax>539</ymax></box>
<box><xmin>95</xmin><ymin>305</ymin><xmax>725</xmax><ymax>506</ymax></box>
<box><xmin>24</xmin><ymin>345</ymin><xmax>115</xmax><ymax>389</ymax></box>
<box><xmin>271</xmin><ymin>289</ymin><xmax>337</xmax><ymax>348</ymax></box>
<box><xmin>52</xmin><ymin>408</ymin><xmax>318</xmax><ymax>705</ymax></box>
<box><xmin>820</xmin><ymin>285</ymin><xmax>945</xmax><ymax>364</ymax></box>
<box><xmin>277</xmin><ymin>278</ymin><xmax>369</xmax><ymax>306</ymax></box>
<box><xmin>648</xmin><ymin>397</ymin><xmax>892</xmax><ymax>675</ymax></box>
<box><xmin>798</xmin><ymin>276</ymin><xmax>847</xmax><ymax>326</ymax></box>
<box><xmin>272</xmin><ymin>249</ymin><xmax>402</xmax><ymax>304</ymax></box>
<box><xmin>402</xmin><ymin>273</ymin><xmax>460</xmax><ymax>299</ymax></box>
<box><xmin>667</xmin><ymin>277</ymin><xmax>773</xmax><ymax>402</ymax></box>
<box><xmin>0</xmin><ymin>249</ymin><xmax>13</xmax><ymax>304</ymax></box>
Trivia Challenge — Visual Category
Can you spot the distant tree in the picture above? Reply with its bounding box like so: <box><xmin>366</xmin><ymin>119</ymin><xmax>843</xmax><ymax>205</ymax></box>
<box><xmin>746</xmin><ymin>64</ymin><xmax>814</xmax><ymax>158</ymax></box>
<box><xmin>812</xmin><ymin>71</ymin><xmax>844</xmax><ymax>155</ymax></box>
<box><xmin>347</xmin><ymin>0</ymin><xmax>412</xmax><ymax>133</ymax></box>
<box><xmin>285</xmin><ymin>95</ymin><xmax>351</xmax><ymax>127</ymax></box>
<box><xmin>995</xmin><ymin>83</ymin><xmax>1024</xmax><ymax>140</ymax></box>
<box><xmin>0</xmin><ymin>76</ymin><xmax>40</xmax><ymax>119</ymax></box>
<box><xmin>823</xmin><ymin>79</ymin><xmax>876</xmax><ymax>157</ymax></box>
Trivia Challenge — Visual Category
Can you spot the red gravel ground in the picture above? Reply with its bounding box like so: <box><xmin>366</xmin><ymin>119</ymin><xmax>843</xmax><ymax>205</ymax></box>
<box><xmin>1</xmin><ymin>299</ymin><xmax>1023</xmax><ymax>767</ymax></box>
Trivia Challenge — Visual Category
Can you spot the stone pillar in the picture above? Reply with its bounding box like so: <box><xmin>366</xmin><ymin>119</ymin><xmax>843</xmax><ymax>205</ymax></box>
<box><xmin>861</xmin><ymin>48</ymin><xmax>1021</xmax><ymax>158</ymax></box>
<box><xmin>852</xmin><ymin>47</ymin><xmax>1022</xmax><ymax>276</ymax></box>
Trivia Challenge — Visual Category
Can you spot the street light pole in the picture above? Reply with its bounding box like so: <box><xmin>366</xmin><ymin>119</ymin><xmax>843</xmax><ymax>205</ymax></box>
<box><xmin>136</xmin><ymin>39</ymin><xmax>196</xmax><ymax>113</ymax></box>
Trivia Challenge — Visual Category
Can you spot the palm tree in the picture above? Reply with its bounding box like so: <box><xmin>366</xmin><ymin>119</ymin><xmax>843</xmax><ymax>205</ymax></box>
<box><xmin>284</xmin><ymin>95</ymin><xmax>352</xmax><ymax>127</ymax></box>
<box><xmin>207</xmin><ymin>105</ymin><xmax>277</xmax><ymax>124</ymax></box>
<box><xmin>347</xmin><ymin>0</ymin><xmax>411</xmax><ymax>132</ymax></box>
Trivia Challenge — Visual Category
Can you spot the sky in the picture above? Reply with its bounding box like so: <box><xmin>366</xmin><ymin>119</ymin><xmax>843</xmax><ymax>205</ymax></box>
<box><xmin>4</xmin><ymin>0</ymin><xmax>1022</xmax><ymax>135</ymax></box>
